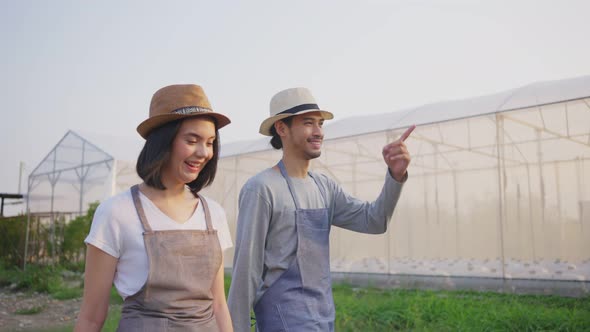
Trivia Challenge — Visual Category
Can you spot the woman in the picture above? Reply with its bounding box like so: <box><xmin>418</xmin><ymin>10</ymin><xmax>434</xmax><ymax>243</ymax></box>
<box><xmin>75</xmin><ymin>84</ymin><xmax>233</xmax><ymax>331</ymax></box>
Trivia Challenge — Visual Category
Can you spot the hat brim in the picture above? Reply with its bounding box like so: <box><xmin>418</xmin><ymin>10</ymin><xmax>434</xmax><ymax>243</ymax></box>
<box><xmin>259</xmin><ymin>109</ymin><xmax>334</xmax><ymax>136</ymax></box>
<box><xmin>137</xmin><ymin>112</ymin><xmax>231</xmax><ymax>139</ymax></box>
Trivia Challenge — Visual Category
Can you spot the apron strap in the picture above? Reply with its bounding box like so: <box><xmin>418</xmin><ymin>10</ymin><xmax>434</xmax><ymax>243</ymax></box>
<box><xmin>277</xmin><ymin>160</ymin><xmax>301</xmax><ymax>210</ymax></box>
<box><xmin>132</xmin><ymin>185</ymin><xmax>214</xmax><ymax>232</ymax></box>
<box><xmin>197</xmin><ymin>194</ymin><xmax>215</xmax><ymax>232</ymax></box>
<box><xmin>130</xmin><ymin>185</ymin><xmax>153</xmax><ymax>232</ymax></box>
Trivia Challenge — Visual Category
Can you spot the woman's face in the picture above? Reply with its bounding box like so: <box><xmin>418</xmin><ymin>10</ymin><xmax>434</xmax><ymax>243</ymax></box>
<box><xmin>162</xmin><ymin>117</ymin><xmax>216</xmax><ymax>186</ymax></box>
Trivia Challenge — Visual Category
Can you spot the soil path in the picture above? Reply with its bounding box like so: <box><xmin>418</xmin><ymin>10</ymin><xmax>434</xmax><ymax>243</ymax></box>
<box><xmin>0</xmin><ymin>288</ymin><xmax>79</xmax><ymax>331</ymax></box>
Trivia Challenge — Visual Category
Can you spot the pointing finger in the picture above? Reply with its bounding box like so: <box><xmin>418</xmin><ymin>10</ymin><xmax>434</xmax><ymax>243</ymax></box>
<box><xmin>400</xmin><ymin>125</ymin><xmax>416</xmax><ymax>142</ymax></box>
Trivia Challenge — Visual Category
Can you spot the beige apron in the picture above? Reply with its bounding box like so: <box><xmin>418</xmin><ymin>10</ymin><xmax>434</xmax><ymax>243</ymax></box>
<box><xmin>117</xmin><ymin>185</ymin><xmax>222</xmax><ymax>331</ymax></box>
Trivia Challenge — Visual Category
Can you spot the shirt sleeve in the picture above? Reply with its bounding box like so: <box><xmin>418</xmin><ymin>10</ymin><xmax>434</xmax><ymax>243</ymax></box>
<box><xmin>215</xmin><ymin>206</ymin><xmax>233</xmax><ymax>252</ymax></box>
<box><xmin>330</xmin><ymin>170</ymin><xmax>405</xmax><ymax>234</ymax></box>
<box><xmin>228</xmin><ymin>186</ymin><xmax>272</xmax><ymax>332</ymax></box>
<box><xmin>84</xmin><ymin>200</ymin><xmax>121</xmax><ymax>258</ymax></box>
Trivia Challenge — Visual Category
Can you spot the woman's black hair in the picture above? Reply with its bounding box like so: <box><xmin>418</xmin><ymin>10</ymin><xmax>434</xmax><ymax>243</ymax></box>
<box><xmin>136</xmin><ymin>117</ymin><xmax>220</xmax><ymax>195</ymax></box>
<box><xmin>269</xmin><ymin>117</ymin><xmax>293</xmax><ymax>149</ymax></box>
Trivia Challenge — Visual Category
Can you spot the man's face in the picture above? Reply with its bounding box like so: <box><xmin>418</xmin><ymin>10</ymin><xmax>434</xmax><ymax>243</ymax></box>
<box><xmin>283</xmin><ymin>112</ymin><xmax>325</xmax><ymax>160</ymax></box>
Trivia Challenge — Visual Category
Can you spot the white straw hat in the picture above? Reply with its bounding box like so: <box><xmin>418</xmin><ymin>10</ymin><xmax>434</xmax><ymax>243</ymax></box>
<box><xmin>259</xmin><ymin>87</ymin><xmax>334</xmax><ymax>136</ymax></box>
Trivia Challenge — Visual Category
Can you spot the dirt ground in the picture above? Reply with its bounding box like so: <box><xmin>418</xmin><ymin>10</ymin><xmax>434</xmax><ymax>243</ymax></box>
<box><xmin>0</xmin><ymin>287</ymin><xmax>79</xmax><ymax>332</ymax></box>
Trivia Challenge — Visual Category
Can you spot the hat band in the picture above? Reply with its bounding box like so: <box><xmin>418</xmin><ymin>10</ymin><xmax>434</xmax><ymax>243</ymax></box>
<box><xmin>171</xmin><ymin>106</ymin><xmax>212</xmax><ymax>115</ymax></box>
<box><xmin>277</xmin><ymin>103</ymin><xmax>319</xmax><ymax>116</ymax></box>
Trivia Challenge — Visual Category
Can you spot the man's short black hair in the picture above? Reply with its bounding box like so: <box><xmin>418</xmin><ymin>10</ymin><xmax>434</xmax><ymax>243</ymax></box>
<box><xmin>136</xmin><ymin>118</ymin><xmax>220</xmax><ymax>194</ymax></box>
<box><xmin>269</xmin><ymin>117</ymin><xmax>293</xmax><ymax>150</ymax></box>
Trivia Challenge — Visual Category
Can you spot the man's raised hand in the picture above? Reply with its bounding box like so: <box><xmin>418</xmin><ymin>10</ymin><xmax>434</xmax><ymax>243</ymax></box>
<box><xmin>382</xmin><ymin>125</ymin><xmax>415</xmax><ymax>182</ymax></box>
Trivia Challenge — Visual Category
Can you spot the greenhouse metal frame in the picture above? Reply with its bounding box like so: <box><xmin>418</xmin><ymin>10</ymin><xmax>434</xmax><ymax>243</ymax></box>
<box><xmin>203</xmin><ymin>75</ymin><xmax>590</xmax><ymax>283</ymax></box>
<box><xmin>24</xmin><ymin>130</ymin><xmax>114</xmax><ymax>267</ymax></box>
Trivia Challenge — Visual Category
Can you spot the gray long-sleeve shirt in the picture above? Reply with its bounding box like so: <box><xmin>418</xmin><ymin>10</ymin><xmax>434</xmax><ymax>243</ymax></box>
<box><xmin>227</xmin><ymin>167</ymin><xmax>405</xmax><ymax>332</ymax></box>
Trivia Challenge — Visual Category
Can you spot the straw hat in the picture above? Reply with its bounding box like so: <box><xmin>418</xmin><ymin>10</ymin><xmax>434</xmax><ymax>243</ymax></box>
<box><xmin>137</xmin><ymin>84</ymin><xmax>231</xmax><ymax>139</ymax></box>
<box><xmin>259</xmin><ymin>87</ymin><xmax>334</xmax><ymax>136</ymax></box>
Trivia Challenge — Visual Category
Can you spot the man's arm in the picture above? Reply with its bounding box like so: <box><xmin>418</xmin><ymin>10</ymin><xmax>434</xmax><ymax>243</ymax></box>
<box><xmin>228</xmin><ymin>187</ymin><xmax>271</xmax><ymax>332</ymax></box>
<box><xmin>330</xmin><ymin>171</ymin><xmax>404</xmax><ymax>234</ymax></box>
<box><xmin>331</xmin><ymin>125</ymin><xmax>414</xmax><ymax>233</ymax></box>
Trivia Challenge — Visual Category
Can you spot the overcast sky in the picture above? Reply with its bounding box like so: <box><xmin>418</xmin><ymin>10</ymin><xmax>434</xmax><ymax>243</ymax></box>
<box><xmin>1</xmin><ymin>0</ymin><xmax>589</xmax><ymax>214</ymax></box>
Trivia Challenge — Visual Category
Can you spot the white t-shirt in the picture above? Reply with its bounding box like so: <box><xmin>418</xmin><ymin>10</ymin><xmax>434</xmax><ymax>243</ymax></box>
<box><xmin>84</xmin><ymin>188</ymin><xmax>233</xmax><ymax>299</ymax></box>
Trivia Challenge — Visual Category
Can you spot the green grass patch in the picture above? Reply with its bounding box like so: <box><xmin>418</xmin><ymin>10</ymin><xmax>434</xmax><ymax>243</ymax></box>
<box><xmin>4</xmin><ymin>265</ymin><xmax>589</xmax><ymax>331</ymax></box>
<box><xmin>0</xmin><ymin>262</ymin><xmax>84</xmax><ymax>300</ymax></box>
<box><xmin>110</xmin><ymin>286</ymin><xmax>123</xmax><ymax>305</ymax></box>
<box><xmin>22</xmin><ymin>324</ymin><xmax>75</xmax><ymax>332</ymax></box>
<box><xmin>95</xmin><ymin>282</ymin><xmax>590</xmax><ymax>332</ymax></box>
<box><xmin>15</xmin><ymin>306</ymin><xmax>44</xmax><ymax>315</ymax></box>
<box><xmin>332</xmin><ymin>284</ymin><xmax>590</xmax><ymax>331</ymax></box>
<box><xmin>102</xmin><ymin>305</ymin><xmax>122</xmax><ymax>331</ymax></box>
<box><xmin>51</xmin><ymin>287</ymin><xmax>83</xmax><ymax>300</ymax></box>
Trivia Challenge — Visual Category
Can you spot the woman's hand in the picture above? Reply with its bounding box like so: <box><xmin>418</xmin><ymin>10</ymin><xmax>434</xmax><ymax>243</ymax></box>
<box><xmin>212</xmin><ymin>255</ymin><xmax>234</xmax><ymax>332</ymax></box>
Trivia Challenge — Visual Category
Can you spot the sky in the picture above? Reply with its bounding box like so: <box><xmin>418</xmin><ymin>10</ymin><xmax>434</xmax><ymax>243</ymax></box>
<box><xmin>1</xmin><ymin>0</ymin><xmax>589</xmax><ymax>214</ymax></box>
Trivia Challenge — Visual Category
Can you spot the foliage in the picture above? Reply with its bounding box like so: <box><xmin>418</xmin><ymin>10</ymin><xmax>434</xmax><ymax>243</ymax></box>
<box><xmin>0</xmin><ymin>262</ymin><xmax>82</xmax><ymax>301</ymax></box>
<box><xmin>0</xmin><ymin>262</ymin><xmax>59</xmax><ymax>292</ymax></box>
<box><xmin>61</xmin><ymin>202</ymin><xmax>98</xmax><ymax>262</ymax></box>
<box><xmin>0</xmin><ymin>214</ymin><xmax>27</xmax><ymax>267</ymax></box>
<box><xmin>0</xmin><ymin>202</ymin><xmax>99</xmax><ymax>268</ymax></box>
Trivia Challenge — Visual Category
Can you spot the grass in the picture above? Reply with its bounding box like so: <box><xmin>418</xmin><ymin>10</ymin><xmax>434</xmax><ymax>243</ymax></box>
<box><xmin>51</xmin><ymin>287</ymin><xmax>83</xmax><ymax>300</ymax></box>
<box><xmin>332</xmin><ymin>284</ymin><xmax>590</xmax><ymax>331</ymax></box>
<box><xmin>15</xmin><ymin>306</ymin><xmax>45</xmax><ymax>315</ymax></box>
<box><xmin>20</xmin><ymin>287</ymin><xmax>124</xmax><ymax>332</ymax></box>
<box><xmin>87</xmin><ymin>281</ymin><xmax>590</xmax><ymax>332</ymax></box>
<box><xmin>22</xmin><ymin>325</ymin><xmax>76</xmax><ymax>332</ymax></box>
<box><xmin>0</xmin><ymin>261</ymin><xmax>83</xmax><ymax>300</ymax></box>
<box><xmin>4</xmin><ymin>264</ymin><xmax>589</xmax><ymax>331</ymax></box>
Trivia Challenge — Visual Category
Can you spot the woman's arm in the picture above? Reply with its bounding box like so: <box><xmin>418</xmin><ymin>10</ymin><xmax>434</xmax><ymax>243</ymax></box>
<box><xmin>212</xmin><ymin>255</ymin><xmax>233</xmax><ymax>332</ymax></box>
<box><xmin>74</xmin><ymin>244</ymin><xmax>118</xmax><ymax>332</ymax></box>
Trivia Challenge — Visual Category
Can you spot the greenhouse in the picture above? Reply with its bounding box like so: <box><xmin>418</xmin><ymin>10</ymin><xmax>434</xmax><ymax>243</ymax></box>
<box><xmin>23</xmin><ymin>130</ymin><xmax>141</xmax><ymax>264</ymax></box>
<box><xmin>24</xmin><ymin>75</ymin><xmax>590</xmax><ymax>285</ymax></box>
<box><xmin>203</xmin><ymin>75</ymin><xmax>590</xmax><ymax>283</ymax></box>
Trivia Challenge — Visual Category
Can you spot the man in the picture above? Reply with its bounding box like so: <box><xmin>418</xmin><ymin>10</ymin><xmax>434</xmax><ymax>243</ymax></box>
<box><xmin>228</xmin><ymin>87</ymin><xmax>414</xmax><ymax>331</ymax></box>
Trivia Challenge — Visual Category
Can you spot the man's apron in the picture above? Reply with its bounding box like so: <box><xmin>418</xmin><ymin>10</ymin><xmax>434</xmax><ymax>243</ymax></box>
<box><xmin>253</xmin><ymin>161</ymin><xmax>335</xmax><ymax>331</ymax></box>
